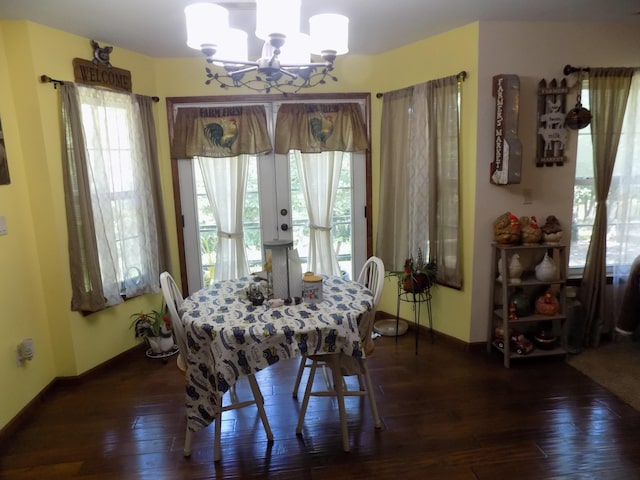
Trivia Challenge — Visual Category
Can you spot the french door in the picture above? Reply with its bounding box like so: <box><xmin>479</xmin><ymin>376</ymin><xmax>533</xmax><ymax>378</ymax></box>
<box><xmin>175</xmin><ymin>98</ymin><xmax>369</xmax><ymax>294</ymax></box>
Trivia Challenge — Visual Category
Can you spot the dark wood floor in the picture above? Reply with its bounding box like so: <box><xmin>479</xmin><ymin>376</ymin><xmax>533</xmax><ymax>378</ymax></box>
<box><xmin>2</xmin><ymin>330</ymin><xmax>640</xmax><ymax>479</ymax></box>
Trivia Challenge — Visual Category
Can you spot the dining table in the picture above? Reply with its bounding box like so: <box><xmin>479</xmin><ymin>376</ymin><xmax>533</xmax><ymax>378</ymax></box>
<box><xmin>179</xmin><ymin>274</ymin><xmax>375</xmax><ymax>432</ymax></box>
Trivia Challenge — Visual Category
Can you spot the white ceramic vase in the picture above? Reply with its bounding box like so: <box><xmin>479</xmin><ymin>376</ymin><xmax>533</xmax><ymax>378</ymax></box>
<box><xmin>535</xmin><ymin>253</ymin><xmax>556</xmax><ymax>282</ymax></box>
<box><xmin>508</xmin><ymin>254</ymin><xmax>523</xmax><ymax>283</ymax></box>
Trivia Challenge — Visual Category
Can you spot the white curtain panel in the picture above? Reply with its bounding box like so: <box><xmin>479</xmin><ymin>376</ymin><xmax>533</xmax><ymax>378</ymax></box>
<box><xmin>293</xmin><ymin>150</ymin><xmax>343</xmax><ymax>276</ymax></box>
<box><xmin>198</xmin><ymin>155</ymin><xmax>251</xmax><ymax>281</ymax></box>
<box><xmin>77</xmin><ymin>85</ymin><xmax>159</xmax><ymax>304</ymax></box>
<box><xmin>611</xmin><ymin>72</ymin><xmax>640</xmax><ymax>313</ymax></box>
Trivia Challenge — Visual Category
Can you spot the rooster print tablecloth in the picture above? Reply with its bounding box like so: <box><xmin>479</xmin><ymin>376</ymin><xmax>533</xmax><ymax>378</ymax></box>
<box><xmin>179</xmin><ymin>275</ymin><xmax>373</xmax><ymax>432</ymax></box>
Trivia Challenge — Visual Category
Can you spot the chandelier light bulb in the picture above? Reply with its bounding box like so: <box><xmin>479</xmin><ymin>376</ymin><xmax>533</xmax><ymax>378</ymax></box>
<box><xmin>185</xmin><ymin>3</ymin><xmax>230</xmax><ymax>52</ymax></box>
<box><xmin>255</xmin><ymin>0</ymin><xmax>301</xmax><ymax>41</ymax></box>
<box><xmin>310</xmin><ymin>14</ymin><xmax>349</xmax><ymax>56</ymax></box>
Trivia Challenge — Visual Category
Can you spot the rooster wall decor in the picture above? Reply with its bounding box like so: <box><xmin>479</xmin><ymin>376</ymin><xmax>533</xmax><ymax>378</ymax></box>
<box><xmin>204</xmin><ymin>118</ymin><xmax>239</xmax><ymax>151</ymax></box>
<box><xmin>90</xmin><ymin>40</ymin><xmax>113</xmax><ymax>68</ymax></box>
<box><xmin>310</xmin><ymin>114</ymin><xmax>334</xmax><ymax>145</ymax></box>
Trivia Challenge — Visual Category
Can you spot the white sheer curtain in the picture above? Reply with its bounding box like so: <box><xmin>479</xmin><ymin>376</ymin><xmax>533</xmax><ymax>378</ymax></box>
<box><xmin>611</xmin><ymin>72</ymin><xmax>640</xmax><ymax>316</ymax></box>
<box><xmin>198</xmin><ymin>155</ymin><xmax>251</xmax><ymax>281</ymax></box>
<box><xmin>408</xmin><ymin>83</ymin><xmax>429</xmax><ymax>258</ymax></box>
<box><xmin>76</xmin><ymin>85</ymin><xmax>160</xmax><ymax>305</ymax></box>
<box><xmin>293</xmin><ymin>150</ymin><xmax>343</xmax><ymax>276</ymax></box>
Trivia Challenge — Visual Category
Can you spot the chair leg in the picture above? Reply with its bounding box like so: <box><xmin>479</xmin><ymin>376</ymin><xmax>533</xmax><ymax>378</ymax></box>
<box><xmin>292</xmin><ymin>355</ymin><xmax>307</xmax><ymax>398</ymax></box>
<box><xmin>213</xmin><ymin>411</ymin><xmax>223</xmax><ymax>462</ymax></box>
<box><xmin>296</xmin><ymin>360</ymin><xmax>318</xmax><ymax>434</ymax></box>
<box><xmin>183</xmin><ymin>425</ymin><xmax>192</xmax><ymax>457</ymax></box>
<box><xmin>229</xmin><ymin>384</ymin><xmax>238</xmax><ymax>404</ymax></box>
<box><xmin>247</xmin><ymin>373</ymin><xmax>274</xmax><ymax>441</ymax></box>
<box><xmin>328</xmin><ymin>358</ymin><xmax>350</xmax><ymax>452</ymax></box>
<box><xmin>321</xmin><ymin>364</ymin><xmax>333</xmax><ymax>390</ymax></box>
<box><xmin>361</xmin><ymin>361</ymin><xmax>382</xmax><ymax>429</ymax></box>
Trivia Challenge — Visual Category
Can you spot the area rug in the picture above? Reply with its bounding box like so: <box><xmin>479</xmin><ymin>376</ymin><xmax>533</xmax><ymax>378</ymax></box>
<box><xmin>568</xmin><ymin>338</ymin><xmax>640</xmax><ymax>412</ymax></box>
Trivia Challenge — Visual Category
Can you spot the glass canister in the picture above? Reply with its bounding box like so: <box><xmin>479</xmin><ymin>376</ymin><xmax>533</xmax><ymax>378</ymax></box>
<box><xmin>302</xmin><ymin>272</ymin><xmax>323</xmax><ymax>303</ymax></box>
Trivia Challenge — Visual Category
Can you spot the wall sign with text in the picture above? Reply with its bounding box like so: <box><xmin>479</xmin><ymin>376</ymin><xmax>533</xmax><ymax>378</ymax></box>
<box><xmin>490</xmin><ymin>74</ymin><xmax>522</xmax><ymax>185</ymax></box>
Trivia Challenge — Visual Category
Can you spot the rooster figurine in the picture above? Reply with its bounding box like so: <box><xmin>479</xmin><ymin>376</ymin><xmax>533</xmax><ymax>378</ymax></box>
<box><xmin>493</xmin><ymin>212</ymin><xmax>520</xmax><ymax>245</ymax></box>
<box><xmin>204</xmin><ymin>118</ymin><xmax>238</xmax><ymax>151</ymax></box>
<box><xmin>310</xmin><ymin>114</ymin><xmax>334</xmax><ymax>145</ymax></box>
<box><xmin>519</xmin><ymin>215</ymin><xmax>542</xmax><ymax>245</ymax></box>
<box><xmin>90</xmin><ymin>40</ymin><xmax>113</xmax><ymax>68</ymax></box>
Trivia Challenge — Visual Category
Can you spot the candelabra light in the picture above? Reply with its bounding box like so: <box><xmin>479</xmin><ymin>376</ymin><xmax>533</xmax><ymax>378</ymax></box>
<box><xmin>185</xmin><ymin>0</ymin><xmax>349</xmax><ymax>94</ymax></box>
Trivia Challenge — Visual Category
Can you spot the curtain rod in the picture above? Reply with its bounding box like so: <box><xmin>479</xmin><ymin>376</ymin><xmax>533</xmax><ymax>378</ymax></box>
<box><xmin>563</xmin><ymin>64</ymin><xmax>640</xmax><ymax>75</ymax></box>
<box><xmin>375</xmin><ymin>70</ymin><xmax>467</xmax><ymax>99</ymax></box>
<box><xmin>563</xmin><ymin>64</ymin><xmax>591</xmax><ymax>75</ymax></box>
<box><xmin>40</xmin><ymin>74</ymin><xmax>160</xmax><ymax>102</ymax></box>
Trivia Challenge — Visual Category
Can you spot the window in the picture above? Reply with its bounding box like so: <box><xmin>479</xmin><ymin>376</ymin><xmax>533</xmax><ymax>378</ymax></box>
<box><xmin>61</xmin><ymin>84</ymin><xmax>164</xmax><ymax>311</ymax></box>
<box><xmin>377</xmin><ymin>75</ymin><xmax>462</xmax><ymax>288</ymax></box>
<box><xmin>570</xmin><ymin>74</ymin><xmax>640</xmax><ymax>271</ymax></box>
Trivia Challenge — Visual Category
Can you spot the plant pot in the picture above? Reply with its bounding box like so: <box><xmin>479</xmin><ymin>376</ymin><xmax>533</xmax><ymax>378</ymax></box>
<box><xmin>147</xmin><ymin>336</ymin><xmax>175</xmax><ymax>354</ymax></box>
<box><xmin>402</xmin><ymin>272</ymin><xmax>429</xmax><ymax>293</ymax></box>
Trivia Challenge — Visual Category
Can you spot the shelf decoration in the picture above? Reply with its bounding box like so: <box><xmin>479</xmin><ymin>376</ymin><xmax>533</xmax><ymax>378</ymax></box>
<box><xmin>541</xmin><ymin>215</ymin><xmax>562</xmax><ymax>244</ymax></box>
<box><xmin>535</xmin><ymin>289</ymin><xmax>559</xmax><ymax>316</ymax></box>
<box><xmin>536</xmin><ymin>78</ymin><xmax>569</xmax><ymax>167</ymax></box>
<box><xmin>493</xmin><ymin>211</ymin><xmax>520</xmax><ymax>245</ymax></box>
<box><xmin>535</xmin><ymin>252</ymin><xmax>557</xmax><ymax>282</ymax></box>
<box><xmin>519</xmin><ymin>216</ymin><xmax>542</xmax><ymax>245</ymax></box>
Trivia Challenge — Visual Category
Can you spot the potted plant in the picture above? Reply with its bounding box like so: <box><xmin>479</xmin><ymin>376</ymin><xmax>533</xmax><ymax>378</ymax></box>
<box><xmin>388</xmin><ymin>248</ymin><xmax>437</xmax><ymax>294</ymax></box>
<box><xmin>130</xmin><ymin>301</ymin><xmax>175</xmax><ymax>355</ymax></box>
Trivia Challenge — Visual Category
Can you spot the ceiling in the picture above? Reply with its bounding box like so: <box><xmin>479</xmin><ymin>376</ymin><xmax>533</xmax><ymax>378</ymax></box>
<box><xmin>0</xmin><ymin>0</ymin><xmax>639</xmax><ymax>59</ymax></box>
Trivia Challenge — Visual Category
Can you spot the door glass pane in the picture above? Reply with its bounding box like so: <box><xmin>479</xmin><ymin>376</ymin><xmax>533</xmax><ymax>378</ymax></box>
<box><xmin>289</xmin><ymin>152</ymin><xmax>353</xmax><ymax>279</ymax></box>
<box><xmin>195</xmin><ymin>156</ymin><xmax>262</xmax><ymax>285</ymax></box>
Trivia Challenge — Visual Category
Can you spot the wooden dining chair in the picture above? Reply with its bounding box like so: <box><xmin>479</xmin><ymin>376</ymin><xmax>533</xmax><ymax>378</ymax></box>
<box><xmin>295</xmin><ymin>256</ymin><xmax>384</xmax><ymax>452</ymax></box>
<box><xmin>291</xmin><ymin>257</ymin><xmax>386</xmax><ymax>397</ymax></box>
<box><xmin>160</xmin><ymin>271</ymin><xmax>274</xmax><ymax>461</ymax></box>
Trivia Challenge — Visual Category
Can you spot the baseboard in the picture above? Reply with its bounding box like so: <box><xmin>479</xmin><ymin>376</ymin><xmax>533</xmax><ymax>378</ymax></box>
<box><xmin>376</xmin><ymin>310</ymin><xmax>482</xmax><ymax>352</ymax></box>
<box><xmin>0</xmin><ymin>344</ymin><xmax>144</xmax><ymax>448</ymax></box>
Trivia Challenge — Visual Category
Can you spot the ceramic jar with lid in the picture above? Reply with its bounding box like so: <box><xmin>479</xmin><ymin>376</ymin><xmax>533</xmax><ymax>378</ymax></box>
<box><xmin>302</xmin><ymin>272</ymin><xmax>323</xmax><ymax>303</ymax></box>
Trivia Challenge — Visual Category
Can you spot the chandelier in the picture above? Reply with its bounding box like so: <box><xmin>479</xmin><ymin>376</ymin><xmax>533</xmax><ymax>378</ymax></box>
<box><xmin>184</xmin><ymin>0</ymin><xmax>349</xmax><ymax>94</ymax></box>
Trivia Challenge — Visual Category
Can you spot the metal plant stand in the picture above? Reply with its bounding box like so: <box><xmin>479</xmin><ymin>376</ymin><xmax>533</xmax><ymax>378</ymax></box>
<box><xmin>396</xmin><ymin>283</ymin><xmax>433</xmax><ymax>354</ymax></box>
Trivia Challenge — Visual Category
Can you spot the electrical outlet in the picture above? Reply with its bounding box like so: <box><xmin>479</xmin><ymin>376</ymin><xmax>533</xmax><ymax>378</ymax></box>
<box><xmin>523</xmin><ymin>189</ymin><xmax>533</xmax><ymax>205</ymax></box>
<box><xmin>0</xmin><ymin>216</ymin><xmax>7</xmax><ymax>235</ymax></box>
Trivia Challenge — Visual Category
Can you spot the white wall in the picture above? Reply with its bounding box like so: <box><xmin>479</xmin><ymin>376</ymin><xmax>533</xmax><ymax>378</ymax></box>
<box><xmin>469</xmin><ymin>22</ymin><xmax>640</xmax><ymax>342</ymax></box>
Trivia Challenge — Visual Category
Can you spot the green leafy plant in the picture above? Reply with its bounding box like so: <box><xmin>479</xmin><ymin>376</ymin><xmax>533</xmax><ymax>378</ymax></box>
<box><xmin>387</xmin><ymin>248</ymin><xmax>437</xmax><ymax>293</ymax></box>
<box><xmin>129</xmin><ymin>301</ymin><xmax>172</xmax><ymax>339</ymax></box>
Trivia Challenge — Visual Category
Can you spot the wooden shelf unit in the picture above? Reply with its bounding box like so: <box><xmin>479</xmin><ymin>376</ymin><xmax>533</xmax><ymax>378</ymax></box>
<box><xmin>487</xmin><ymin>242</ymin><xmax>568</xmax><ymax>367</ymax></box>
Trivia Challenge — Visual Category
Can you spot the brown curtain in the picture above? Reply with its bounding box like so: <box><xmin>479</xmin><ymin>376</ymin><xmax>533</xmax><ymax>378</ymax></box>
<box><xmin>375</xmin><ymin>88</ymin><xmax>413</xmax><ymax>272</ymax></box>
<box><xmin>136</xmin><ymin>95</ymin><xmax>171</xmax><ymax>275</ymax></box>
<box><xmin>171</xmin><ymin>105</ymin><xmax>272</xmax><ymax>158</ymax></box>
<box><xmin>274</xmin><ymin>103</ymin><xmax>368</xmax><ymax>154</ymax></box>
<box><xmin>579</xmin><ymin>67</ymin><xmax>634</xmax><ymax>347</ymax></box>
<box><xmin>60</xmin><ymin>83</ymin><xmax>106</xmax><ymax>312</ymax></box>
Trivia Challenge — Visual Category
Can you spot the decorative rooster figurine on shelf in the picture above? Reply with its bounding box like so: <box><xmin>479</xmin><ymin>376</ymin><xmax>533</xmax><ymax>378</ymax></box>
<box><xmin>204</xmin><ymin>118</ymin><xmax>238</xmax><ymax>151</ymax></box>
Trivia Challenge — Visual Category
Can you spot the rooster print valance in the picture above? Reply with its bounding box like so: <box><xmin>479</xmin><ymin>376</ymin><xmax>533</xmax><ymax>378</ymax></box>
<box><xmin>274</xmin><ymin>103</ymin><xmax>369</xmax><ymax>154</ymax></box>
<box><xmin>171</xmin><ymin>105</ymin><xmax>272</xmax><ymax>158</ymax></box>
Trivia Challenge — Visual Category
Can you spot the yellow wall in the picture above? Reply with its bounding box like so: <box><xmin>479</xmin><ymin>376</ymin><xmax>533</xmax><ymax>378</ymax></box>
<box><xmin>0</xmin><ymin>21</ymin><xmax>163</xmax><ymax>428</ymax></box>
<box><xmin>369</xmin><ymin>24</ymin><xmax>480</xmax><ymax>342</ymax></box>
<box><xmin>1</xmin><ymin>16</ymin><xmax>639</xmax><ymax>432</ymax></box>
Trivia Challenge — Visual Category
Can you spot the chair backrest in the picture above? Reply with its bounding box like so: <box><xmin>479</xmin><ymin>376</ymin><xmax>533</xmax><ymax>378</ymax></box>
<box><xmin>356</xmin><ymin>256</ymin><xmax>385</xmax><ymax>351</ymax></box>
<box><xmin>357</xmin><ymin>256</ymin><xmax>385</xmax><ymax>309</ymax></box>
<box><xmin>160</xmin><ymin>271</ymin><xmax>188</xmax><ymax>356</ymax></box>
